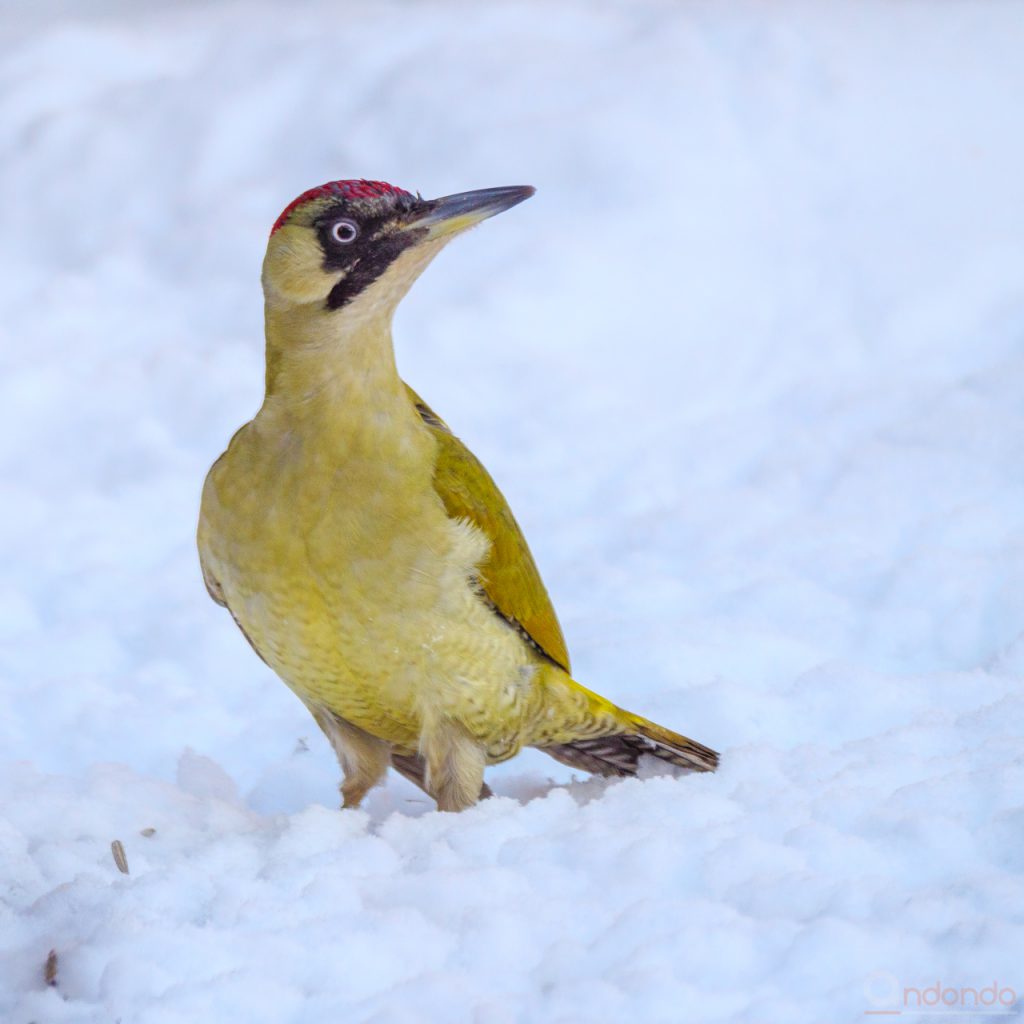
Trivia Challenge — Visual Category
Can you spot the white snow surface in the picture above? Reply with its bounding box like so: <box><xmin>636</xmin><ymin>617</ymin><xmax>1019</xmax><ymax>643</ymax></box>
<box><xmin>2</xmin><ymin>1</ymin><xmax>1024</xmax><ymax>1021</ymax></box>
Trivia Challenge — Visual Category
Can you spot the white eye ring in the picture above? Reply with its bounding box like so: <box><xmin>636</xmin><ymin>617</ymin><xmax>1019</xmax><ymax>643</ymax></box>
<box><xmin>330</xmin><ymin>219</ymin><xmax>359</xmax><ymax>244</ymax></box>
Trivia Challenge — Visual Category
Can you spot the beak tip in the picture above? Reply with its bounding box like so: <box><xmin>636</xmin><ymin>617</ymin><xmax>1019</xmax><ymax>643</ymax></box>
<box><xmin>509</xmin><ymin>185</ymin><xmax>536</xmax><ymax>206</ymax></box>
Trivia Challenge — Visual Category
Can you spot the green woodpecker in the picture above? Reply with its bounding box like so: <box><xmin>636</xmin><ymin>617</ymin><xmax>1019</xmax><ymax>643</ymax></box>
<box><xmin>198</xmin><ymin>179</ymin><xmax>718</xmax><ymax>811</ymax></box>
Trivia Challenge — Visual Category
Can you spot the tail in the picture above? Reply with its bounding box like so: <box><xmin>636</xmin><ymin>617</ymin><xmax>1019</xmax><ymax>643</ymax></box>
<box><xmin>541</xmin><ymin>712</ymin><xmax>719</xmax><ymax>778</ymax></box>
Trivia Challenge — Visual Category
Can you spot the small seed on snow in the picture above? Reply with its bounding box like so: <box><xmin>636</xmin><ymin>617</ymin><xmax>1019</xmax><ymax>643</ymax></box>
<box><xmin>44</xmin><ymin>949</ymin><xmax>58</xmax><ymax>987</ymax></box>
<box><xmin>110</xmin><ymin>839</ymin><xmax>129</xmax><ymax>874</ymax></box>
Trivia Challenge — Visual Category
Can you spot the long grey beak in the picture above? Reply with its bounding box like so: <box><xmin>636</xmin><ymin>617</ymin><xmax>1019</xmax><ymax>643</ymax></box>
<box><xmin>411</xmin><ymin>185</ymin><xmax>535</xmax><ymax>237</ymax></box>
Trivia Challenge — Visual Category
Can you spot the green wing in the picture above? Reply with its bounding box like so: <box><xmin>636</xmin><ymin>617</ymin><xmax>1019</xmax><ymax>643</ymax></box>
<box><xmin>405</xmin><ymin>384</ymin><xmax>571</xmax><ymax>673</ymax></box>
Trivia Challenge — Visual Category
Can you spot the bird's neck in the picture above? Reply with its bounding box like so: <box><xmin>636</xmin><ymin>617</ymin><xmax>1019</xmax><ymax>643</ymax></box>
<box><xmin>262</xmin><ymin>301</ymin><xmax>404</xmax><ymax>407</ymax></box>
<box><xmin>257</xmin><ymin>300</ymin><xmax>432</xmax><ymax>471</ymax></box>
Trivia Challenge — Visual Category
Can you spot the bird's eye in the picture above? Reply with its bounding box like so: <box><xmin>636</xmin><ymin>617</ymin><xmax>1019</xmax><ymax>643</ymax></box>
<box><xmin>330</xmin><ymin>219</ymin><xmax>359</xmax><ymax>244</ymax></box>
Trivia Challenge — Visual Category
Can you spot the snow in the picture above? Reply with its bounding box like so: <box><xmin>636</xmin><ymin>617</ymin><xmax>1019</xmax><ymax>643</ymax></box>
<box><xmin>2</xmin><ymin>0</ymin><xmax>1024</xmax><ymax>1020</ymax></box>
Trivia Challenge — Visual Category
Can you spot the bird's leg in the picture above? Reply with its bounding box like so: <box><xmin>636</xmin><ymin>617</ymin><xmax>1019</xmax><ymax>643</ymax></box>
<box><xmin>419</xmin><ymin>717</ymin><xmax>487</xmax><ymax>812</ymax></box>
<box><xmin>391</xmin><ymin>751</ymin><xmax>493</xmax><ymax>802</ymax></box>
<box><xmin>306</xmin><ymin>704</ymin><xmax>391</xmax><ymax>809</ymax></box>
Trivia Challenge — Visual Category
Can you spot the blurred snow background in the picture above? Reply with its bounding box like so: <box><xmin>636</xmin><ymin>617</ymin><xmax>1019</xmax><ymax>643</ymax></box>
<box><xmin>2</xmin><ymin>0</ymin><xmax>1024</xmax><ymax>1020</ymax></box>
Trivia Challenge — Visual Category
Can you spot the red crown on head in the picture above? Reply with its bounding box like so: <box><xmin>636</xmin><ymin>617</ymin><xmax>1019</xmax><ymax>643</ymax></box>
<box><xmin>270</xmin><ymin>179</ymin><xmax>412</xmax><ymax>235</ymax></box>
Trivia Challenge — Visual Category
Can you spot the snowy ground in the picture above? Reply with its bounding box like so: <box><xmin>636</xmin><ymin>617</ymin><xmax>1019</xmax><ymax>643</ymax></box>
<box><xmin>3</xmin><ymin>0</ymin><xmax>1024</xmax><ymax>1020</ymax></box>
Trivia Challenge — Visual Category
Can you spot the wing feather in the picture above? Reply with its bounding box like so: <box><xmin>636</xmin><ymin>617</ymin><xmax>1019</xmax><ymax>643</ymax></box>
<box><xmin>405</xmin><ymin>384</ymin><xmax>571</xmax><ymax>673</ymax></box>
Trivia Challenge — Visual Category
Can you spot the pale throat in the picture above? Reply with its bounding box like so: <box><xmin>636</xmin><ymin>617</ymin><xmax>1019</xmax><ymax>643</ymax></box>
<box><xmin>259</xmin><ymin>248</ymin><xmax>448</xmax><ymax>467</ymax></box>
<box><xmin>262</xmin><ymin>239</ymin><xmax>445</xmax><ymax>411</ymax></box>
<box><xmin>263</xmin><ymin>299</ymin><xmax>401</xmax><ymax>405</ymax></box>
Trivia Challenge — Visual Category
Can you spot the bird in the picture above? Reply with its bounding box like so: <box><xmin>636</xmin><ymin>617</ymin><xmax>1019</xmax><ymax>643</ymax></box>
<box><xmin>197</xmin><ymin>178</ymin><xmax>718</xmax><ymax>812</ymax></box>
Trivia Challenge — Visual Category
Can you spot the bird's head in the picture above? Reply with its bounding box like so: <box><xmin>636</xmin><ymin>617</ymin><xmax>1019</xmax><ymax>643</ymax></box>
<box><xmin>262</xmin><ymin>179</ymin><xmax>534</xmax><ymax>320</ymax></box>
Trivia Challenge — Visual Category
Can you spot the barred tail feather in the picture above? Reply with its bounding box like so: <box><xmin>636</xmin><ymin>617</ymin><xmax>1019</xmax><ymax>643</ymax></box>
<box><xmin>541</xmin><ymin>714</ymin><xmax>719</xmax><ymax>778</ymax></box>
